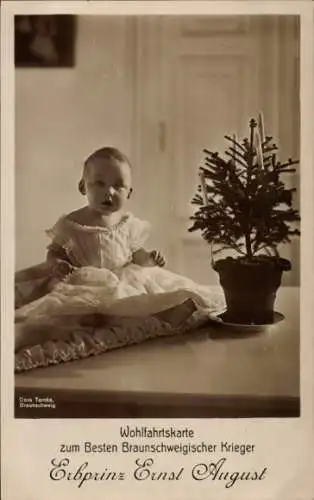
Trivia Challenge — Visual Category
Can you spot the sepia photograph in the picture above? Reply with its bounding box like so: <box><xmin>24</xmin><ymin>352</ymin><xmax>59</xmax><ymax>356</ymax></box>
<box><xmin>13</xmin><ymin>14</ymin><xmax>301</xmax><ymax>419</ymax></box>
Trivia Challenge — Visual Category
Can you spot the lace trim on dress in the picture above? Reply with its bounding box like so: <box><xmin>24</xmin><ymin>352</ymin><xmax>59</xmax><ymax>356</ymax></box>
<box><xmin>61</xmin><ymin>213</ymin><xmax>131</xmax><ymax>233</ymax></box>
<box><xmin>45</xmin><ymin>233</ymin><xmax>74</xmax><ymax>257</ymax></box>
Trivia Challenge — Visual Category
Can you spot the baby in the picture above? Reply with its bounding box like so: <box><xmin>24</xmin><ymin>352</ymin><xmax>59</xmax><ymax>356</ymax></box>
<box><xmin>16</xmin><ymin>147</ymin><xmax>224</xmax><ymax>338</ymax></box>
<box><xmin>48</xmin><ymin>147</ymin><xmax>165</xmax><ymax>280</ymax></box>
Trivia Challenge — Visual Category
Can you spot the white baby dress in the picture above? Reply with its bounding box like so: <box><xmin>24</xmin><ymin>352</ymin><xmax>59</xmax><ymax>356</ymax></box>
<box><xmin>15</xmin><ymin>213</ymin><xmax>225</xmax><ymax>324</ymax></box>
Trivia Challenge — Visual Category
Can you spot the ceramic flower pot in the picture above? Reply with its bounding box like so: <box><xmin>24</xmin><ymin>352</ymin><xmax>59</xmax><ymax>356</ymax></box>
<box><xmin>213</xmin><ymin>256</ymin><xmax>291</xmax><ymax>324</ymax></box>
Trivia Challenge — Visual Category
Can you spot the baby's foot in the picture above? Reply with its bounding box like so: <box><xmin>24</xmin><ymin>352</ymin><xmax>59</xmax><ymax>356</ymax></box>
<box><xmin>155</xmin><ymin>299</ymin><xmax>197</xmax><ymax>328</ymax></box>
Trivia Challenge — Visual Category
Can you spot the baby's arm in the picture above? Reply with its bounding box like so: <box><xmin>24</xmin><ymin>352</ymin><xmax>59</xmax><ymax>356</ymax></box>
<box><xmin>132</xmin><ymin>248</ymin><xmax>165</xmax><ymax>267</ymax></box>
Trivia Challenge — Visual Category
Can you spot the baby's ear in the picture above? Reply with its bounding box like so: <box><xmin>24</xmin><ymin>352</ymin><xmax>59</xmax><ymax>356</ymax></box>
<box><xmin>78</xmin><ymin>179</ymin><xmax>86</xmax><ymax>195</ymax></box>
<box><xmin>127</xmin><ymin>188</ymin><xmax>133</xmax><ymax>199</ymax></box>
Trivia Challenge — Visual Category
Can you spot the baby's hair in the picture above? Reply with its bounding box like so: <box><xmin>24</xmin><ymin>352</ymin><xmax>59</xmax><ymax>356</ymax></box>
<box><xmin>79</xmin><ymin>146</ymin><xmax>132</xmax><ymax>195</ymax></box>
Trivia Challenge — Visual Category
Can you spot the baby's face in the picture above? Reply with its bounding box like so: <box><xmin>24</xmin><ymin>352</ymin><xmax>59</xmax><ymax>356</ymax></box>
<box><xmin>84</xmin><ymin>159</ymin><xmax>132</xmax><ymax>214</ymax></box>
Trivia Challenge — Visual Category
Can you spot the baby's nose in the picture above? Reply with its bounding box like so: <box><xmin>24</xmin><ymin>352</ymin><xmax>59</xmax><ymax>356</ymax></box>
<box><xmin>105</xmin><ymin>186</ymin><xmax>115</xmax><ymax>196</ymax></box>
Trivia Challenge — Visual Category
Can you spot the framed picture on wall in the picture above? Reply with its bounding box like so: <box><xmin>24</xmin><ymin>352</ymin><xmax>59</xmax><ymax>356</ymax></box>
<box><xmin>14</xmin><ymin>15</ymin><xmax>76</xmax><ymax>68</ymax></box>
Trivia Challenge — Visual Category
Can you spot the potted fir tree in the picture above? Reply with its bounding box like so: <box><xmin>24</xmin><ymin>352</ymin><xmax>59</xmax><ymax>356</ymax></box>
<box><xmin>189</xmin><ymin>115</ymin><xmax>300</xmax><ymax>325</ymax></box>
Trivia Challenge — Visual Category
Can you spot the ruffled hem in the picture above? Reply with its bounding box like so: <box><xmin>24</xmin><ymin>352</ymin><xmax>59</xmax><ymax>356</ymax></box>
<box><xmin>15</xmin><ymin>311</ymin><xmax>208</xmax><ymax>373</ymax></box>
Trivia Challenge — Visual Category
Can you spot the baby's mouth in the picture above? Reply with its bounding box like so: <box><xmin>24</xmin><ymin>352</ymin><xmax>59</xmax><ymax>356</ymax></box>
<box><xmin>101</xmin><ymin>199</ymin><xmax>113</xmax><ymax>207</ymax></box>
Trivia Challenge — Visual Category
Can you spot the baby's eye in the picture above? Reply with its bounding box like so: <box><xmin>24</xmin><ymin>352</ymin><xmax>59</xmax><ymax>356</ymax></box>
<box><xmin>114</xmin><ymin>183</ymin><xmax>124</xmax><ymax>190</ymax></box>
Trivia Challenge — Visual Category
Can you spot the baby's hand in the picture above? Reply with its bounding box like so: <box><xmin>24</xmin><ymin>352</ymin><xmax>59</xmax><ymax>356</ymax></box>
<box><xmin>150</xmin><ymin>250</ymin><xmax>166</xmax><ymax>267</ymax></box>
<box><xmin>132</xmin><ymin>248</ymin><xmax>166</xmax><ymax>267</ymax></box>
<box><xmin>49</xmin><ymin>259</ymin><xmax>74</xmax><ymax>280</ymax></box>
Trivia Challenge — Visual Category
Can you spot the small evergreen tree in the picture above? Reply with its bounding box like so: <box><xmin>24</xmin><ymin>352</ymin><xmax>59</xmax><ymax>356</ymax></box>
<box><xmin>189</xmin><ymin>118</ymin><xmax>300</xmax><ymax>260</ymax></box>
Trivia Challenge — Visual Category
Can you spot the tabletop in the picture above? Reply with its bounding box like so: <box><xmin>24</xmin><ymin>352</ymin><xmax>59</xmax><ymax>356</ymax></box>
<box><xmin>15</xmin><ymin>286</ymin><xmax>300</xmax><ymax>418</ymax></box>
